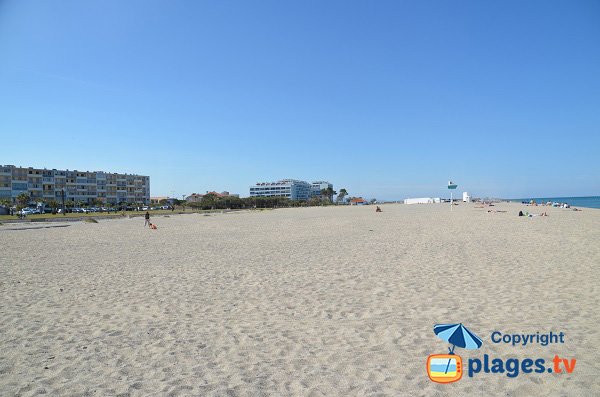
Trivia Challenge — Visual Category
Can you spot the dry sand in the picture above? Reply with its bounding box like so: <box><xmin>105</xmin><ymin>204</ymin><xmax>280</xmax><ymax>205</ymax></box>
<box><xmin>1</xmin><ymin>203</ymin><xmax>599</xmax><ymax>396</ymax></box>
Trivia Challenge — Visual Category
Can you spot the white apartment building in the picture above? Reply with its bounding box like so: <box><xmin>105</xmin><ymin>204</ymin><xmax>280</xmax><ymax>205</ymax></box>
<box><xmin>311</xmin><ymin>181</ymin><xmax>333</xmax><ymax>197</ymax></box>
<box><xmin>249</xmin><ymin>179</ymin><xmax>313</xmax><ymax>200</ymax></box>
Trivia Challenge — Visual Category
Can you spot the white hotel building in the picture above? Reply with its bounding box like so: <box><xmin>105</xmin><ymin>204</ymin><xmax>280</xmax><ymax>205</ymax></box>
<box><xmin>311</xmin><ymin>181</ymin><xmax>333</xmax><ymax>197</ymax></box>
<box><xmin>0</xmin><ymin>165</ymin><xmax>150</xmax><ymax>205</ymax></box>
<box><xmin>249</xmin><ymin>179</ymin><xmax>332</xmax><ymax>201</ymax></box>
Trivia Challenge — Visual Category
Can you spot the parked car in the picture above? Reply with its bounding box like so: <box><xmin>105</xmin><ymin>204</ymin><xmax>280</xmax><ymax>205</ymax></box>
<box><xmin>19</xmin><ymin>208</ymin><xmax>36</xmax><ymax>216</ymax></box>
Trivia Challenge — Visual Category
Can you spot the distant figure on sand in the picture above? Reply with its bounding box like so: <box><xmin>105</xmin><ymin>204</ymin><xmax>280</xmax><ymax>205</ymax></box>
<box><xmin>144</xmin><ymin>211</ymin><xmax>150</xmax><ymax>227</ymax></box>
<box><xmin>376</xmin><ymin>206</ymin><xmax>382</xmax><ymax>213</ymax></box>
<box><xmin>149</xmin><ymin>223</ymin><xmax>157</xmax><ymax>230</ymax></box>
<box><xmin>520</xmin><ymin>210</ymin><xmax>548</xmax><ymax>217</ymax></box>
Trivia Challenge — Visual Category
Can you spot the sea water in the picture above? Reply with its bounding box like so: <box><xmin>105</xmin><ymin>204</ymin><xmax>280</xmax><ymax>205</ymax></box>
<box><xmin>511</xmin><ymin>196</ymin><xmax>600</xmax><ymax>209</ymax></box>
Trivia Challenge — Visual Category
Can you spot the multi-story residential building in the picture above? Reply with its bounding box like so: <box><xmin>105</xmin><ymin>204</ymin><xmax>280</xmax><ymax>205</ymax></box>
<box><xmin>249</xmin><ymin>179</ymin><xmax>313</xmax><ymax>200</ymax></box>
<box><xmin>311</xmin><ymin>181</ymin><xmax>333</xmax><ymax>197</ymax></box>
<box><xmin>0</xmin><ymin>165</ymin><xmax>150</xmax><ymax>205</ymax></box>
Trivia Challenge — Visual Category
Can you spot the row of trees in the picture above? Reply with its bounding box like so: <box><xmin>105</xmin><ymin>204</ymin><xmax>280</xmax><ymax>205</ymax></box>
<box><xmin>0</xmin><ymin>193</ymin><xmax>37</xmax><ymax>215</ymax></box>
<box><xmin>185</xmin><ymin>189</ymin><xmax>351</xmax><ymax>210</ymax></box>
<box><xmin>317</xmin><ymin>187</ymin><xmax>351</xmax><ymax>204</ymax></box>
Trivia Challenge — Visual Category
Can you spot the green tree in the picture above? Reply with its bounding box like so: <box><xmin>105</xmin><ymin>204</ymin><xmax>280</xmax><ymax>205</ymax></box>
<box><xmin>90</xmin><ymin>198</ymin><xmax>102</xmax><ymax>207</ymax></box>
<box><xmin>318</xmin><ymin>187</ymin><xmax>337</xmax><ymax>204</ymax></box>
<box><xmin>325</xmin><ymin>187</ymin><xmax>336</xmax><ymax>202</ymax></box>
<box><xmin>0</xmin><ymin>198</ymin><xmax>11</xmax><ymax>211</ymax></box>
<box><xmin>187</xmin><ymin>201</ymin><xmax>201</xmax><ymax>210</ymax></box>
<box><xmin>336</xmin><ymin>188</ymin><xmax>348</xmax><ymax>204</ymax></box>
<box><xmin>48</xmin><ymin>199</ymin><xmax>60</xmax><ymax>214</ymax></box>
<box><xmin>221</xmin><ymin>196</ymin><xmax>243</xmax><ymax>209</ymax></box>
<box><xmin>307</xmin><ymin>196</ymin><xmax>321</xmax><ymax>206</ymax></box>
<box><xmin>16</xmin><ymin>192</ymin><xmax>30</xmax><ymax>210</ymax></box>
<box><xmin>242</xmin><ymin>196</ymin><xmax>256</xmax><ymax>208</ymax></box>
<box><xmin>201</xmin><ymin>193</ymin><xmax>219</xmax><ymax>210</ymax></box>
<box><xmin>320</xmin><ymin>188</ymin><xmax>328</xmax><ymax>201</ymax></box>
<box><xmin>289</xmin><ymin>199</ymin><xmax>304</xmax><ymax>207</ymax></box>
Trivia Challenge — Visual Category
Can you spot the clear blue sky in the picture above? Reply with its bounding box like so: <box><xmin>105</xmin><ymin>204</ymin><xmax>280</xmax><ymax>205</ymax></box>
<box><xmin>1</xmin><ymin>0</ymin><xmax>599</xmax><ymax>200</ymax></box>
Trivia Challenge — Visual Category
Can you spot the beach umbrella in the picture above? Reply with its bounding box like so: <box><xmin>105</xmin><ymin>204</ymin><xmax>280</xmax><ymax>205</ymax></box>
<box><xmin>433</xmin><ymin>323</ymin><xmax>483</xmax><ymax>374</ymax></box>
<box><xmin>434</xmin><ymin>323</ymin><xmax>482</xmax><ymax>353</ymax></box>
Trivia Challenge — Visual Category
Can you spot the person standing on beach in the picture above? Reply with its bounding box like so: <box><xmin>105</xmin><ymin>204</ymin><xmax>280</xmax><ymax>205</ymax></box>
<box><xmin>144</xmin><ymin>211</ymin><xmax>150</xmax><ymax>227</ymax></box>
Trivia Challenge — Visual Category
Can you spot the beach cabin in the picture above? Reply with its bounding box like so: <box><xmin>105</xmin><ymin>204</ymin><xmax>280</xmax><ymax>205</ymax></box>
<box><xmin>463</xmin><ymin>192</ymin><xmax>471</xmax><ymax>203</ymax></box>
<box><xmin>404</xmin><ymin>197</ymin><xmax>440</xmax><ymax>204</ymax></box>
<box><xmin>350</xmin><ymin>198</ymin><xmax>368</xmax><ymax>206</ymax></box>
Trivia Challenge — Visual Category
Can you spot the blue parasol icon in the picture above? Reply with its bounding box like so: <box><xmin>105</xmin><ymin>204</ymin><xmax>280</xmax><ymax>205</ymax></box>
<box><xmin>433</xmin><ymin>323</ymin><xmax>483</xmax><ymax>374</ymax></box>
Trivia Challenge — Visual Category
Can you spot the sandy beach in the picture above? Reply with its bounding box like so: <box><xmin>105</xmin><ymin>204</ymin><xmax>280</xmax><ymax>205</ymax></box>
<box><xmin>1</xmin><ymin>202</ymin><xmax>599</xmax><ymax>396</ymax></box>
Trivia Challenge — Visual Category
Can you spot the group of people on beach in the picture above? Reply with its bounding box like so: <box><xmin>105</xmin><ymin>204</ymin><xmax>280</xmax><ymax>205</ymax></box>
<box><xmin>527</xmin><ymin>200</ymin><xmax>573</xmax><ymax>209</ymax></box>
<box><xmin>525</xmin><ymin>200</ymin><xmax>583</xmax><ymax>212</ymax></box>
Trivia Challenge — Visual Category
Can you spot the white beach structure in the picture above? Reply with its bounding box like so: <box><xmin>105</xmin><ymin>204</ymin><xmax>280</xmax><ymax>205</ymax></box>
<box><xmin>463</xmin><ymin>192</ymin><xmax>471</xmax><ymax>202</ymax></box>
<box><xmin>404</xmin><ymin>197</ymin><xmax>441</xmax><ymax>204</ymax></box>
